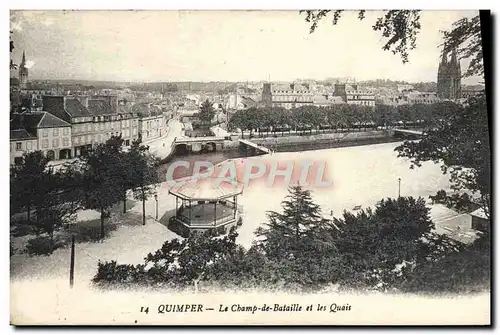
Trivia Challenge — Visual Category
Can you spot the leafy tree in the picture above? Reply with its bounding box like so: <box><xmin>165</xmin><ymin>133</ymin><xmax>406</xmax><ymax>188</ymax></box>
<box><xmin>103</xmin><ymin>135</ymin><xmax>131</xmax><ymax>214</ymax></box>
<box><xmin>11</xmin><ymin>151</ymin><xmax>79</xmax><ymax>241</ymax></box>
<box><xmin>401</xmin><ymin>233</ymin><xmax>490</xmax><ymax>294</ymax></box>
<box><xmin>255</xmin><ymin>185</ymin><xmax>329</xmax><ymax>260</ymax></box>
<box><xmin>301</xmin><ymin>10</ymin><xmax>484</xmax><ymax>77</ymax></box>
<box><xmin>77</xmin><ymin>140</ymin><xmax>124</xmax><ymax>240</ymax></box>
<box><xmin>302</xmin><ymin>10</ymin><xmax>421</xmax><ymax>63</ymax></box>
<box><xmin>10</xmin><ymin>151</ymin><xmax>49</xmax><ymax>222</ymax></box>
<box><xmin>197</xmin><ymin>99</ymin><xmax>216</xmax><ymax>125</ymax></box>
<box><xmin>10</xmin><ymin>31</ymin><xmax>16</xmax><ymax>70</ymax></box>
<box><xmin>331</xmin><ymin>197</ymin><xmax>434</xmax><ymax>290</ymax></box>
<box><xmin>396</xmin><ymin>94</ymin><xmax>490</xmax><ymax>217</ymax></box>
<box><xmin>127</xmin><ymin>138</ymin><xmax>160</xmax><ymax>225</ymax></box>
<box><xmin>144</xmin><ymin>228</ymin><xmax>239</xmax><ymax>292</ymax></box>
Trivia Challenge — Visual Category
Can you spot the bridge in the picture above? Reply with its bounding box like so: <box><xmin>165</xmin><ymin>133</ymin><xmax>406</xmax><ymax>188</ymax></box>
<box><xmin>174</xmin><ymin>136</ymin><xmax>226</xmax><ymax>144</ymax></box>
<box><xmin>239</xmin><ymin>139</ymin><xmax>272</xmax><ymax>154</ymax></box>
<box><xmin>173</xmin><ymin>136</ymin><xmax>226</xmax><ymax>154</ymax></box>
<box><xmin>393</xmin><ymin>128</ymin><xmax>424</xmax><ymax>136</ymax></box>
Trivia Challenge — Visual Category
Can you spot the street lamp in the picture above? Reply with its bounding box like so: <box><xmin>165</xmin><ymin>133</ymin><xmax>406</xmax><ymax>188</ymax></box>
<box><xmin>398</xmin><ymin>178</ymin><xmax>401</xmax><ymax>198</ymax></box>
<box><xmin>154</xmin><ymin>194</ymin><xmax>158</xmax><ymax>220</ymax></box>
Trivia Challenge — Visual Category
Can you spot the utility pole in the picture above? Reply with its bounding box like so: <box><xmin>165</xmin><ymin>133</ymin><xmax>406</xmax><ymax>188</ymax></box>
<box><xmin>69</xmin><ymin>235</ymin><xmax>75</xmax><ymax>288</ymax></box>
<box><xmin>398</xmin><ymin>177</ymin><xmax>401</xmax><ymax>198</ymax></box>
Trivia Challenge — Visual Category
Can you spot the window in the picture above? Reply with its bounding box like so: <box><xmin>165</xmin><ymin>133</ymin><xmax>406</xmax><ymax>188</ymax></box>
<box><xmin>42</xmin><ymin>129</ymin><xmax>48</xmax><ymax>137</ymax></box>
<box><xmin>16</xmin><ymin>142</ymin><xmax>22</xmax><ymax>151</ymax></box>
<box><xmin>63</xmin><ymin>138</ymin><xmax>69</xmax><ymax>147</ymax></box>
<box><xmin>98</xmin><ymin>134</ymin><xmax>102</xmax><ymax>142</ymax></box>
<box><xmin>63</xmin><ymin>127</ymin><xmax>69</xmax><ymax>135</ymax></box>
<box><xmin>52</xmin><ymin>139</ymin><xmax>59</xmax><ymax>148</ymax></box>
<box><xmin>100</xmin><ymin>123</ymin><xmax>104</xmax><ymax>131</ymax></box>
<box><xmin>26</xmin><ymin>142</ymin><xmax>32</xmax><ymax>150</ymax></box>
<box><xmin>53</xmin><ymin>128</ymin><xmax>59</xmax><ymax>137</ymax></box>
<box><xmin>42</xmin><ymin>139</ymin><xmax>49</xmax><ymax>149</ymax></box>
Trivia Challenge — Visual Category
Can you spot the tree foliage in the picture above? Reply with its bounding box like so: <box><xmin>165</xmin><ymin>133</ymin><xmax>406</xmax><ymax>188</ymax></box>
<box><xmin>10</xmin><ymin>151</ymin><xmax>78</xmax><ymax>242</ymax></box>
<box><xmin>197</xmin><ymin>99</ymin><xmax>216</xmax><ymax>124</ymax></box>
<box><xmin>301</xmin><ymin>10</ymin><xmax>484</xmax><ymax>77</ymax></box>
<box><xmin>127</xmin><ymin>138</ymin><xmax>160</xmax><ymax>224</ymax></box>
<box><xmin>395</xmin><ymin>94</ymin><xmax>490</xmax><ymax>217</ymax></box>
<box><xmin>76</xmin><ymin>137</ymin><xmax>125</xmax><ymax>239</ymax></box>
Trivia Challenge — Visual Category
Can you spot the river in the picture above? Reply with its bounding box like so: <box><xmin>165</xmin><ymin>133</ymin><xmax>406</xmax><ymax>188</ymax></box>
<box><xmin>157</xmin><ymin>135</ymin><xmax>402</xmax><ymax>181</ymax></box>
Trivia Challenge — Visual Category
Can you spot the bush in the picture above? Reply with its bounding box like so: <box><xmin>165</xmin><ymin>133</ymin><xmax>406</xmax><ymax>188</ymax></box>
<box><xmin>10</xmin><ymin>219</ymin><xmax>36</xmax><ymax>237</ymax></box>
<box><xmin>93</xmin><ymin>260</ymin><xmax>146</xmax><ymax>285</ymax></box>
<box><xmin>25</xmin><ymin>235</ymin><xmax>65</xmax><ymax>256</ymax></box>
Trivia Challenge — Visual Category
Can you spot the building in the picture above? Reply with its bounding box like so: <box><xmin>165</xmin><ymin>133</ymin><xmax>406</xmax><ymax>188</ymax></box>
<box><xmin>378</xmin><ymin>91</ymin><xmax>440</xmax><ymax>106</ymax></box>
<box><xmin>226</xmin><ymin>93</ymin><xmax>259</xmax><ymax>110</ymax></box>
<box><xmin>470</xmin><ymin>208</ymin><xmax>489</xmax><ymax>232</ymax></box>
<box><xmin>168</xmin><ymin>177</ymin><xmax>244</xmax><ymax>236</ymax></box>
<box><xmin>262</xmin><ymin>83</ymin><xmax>272</xmax><ymax>107</ymax></box>
<box><xmin>437</xmin><ymin>48</ymin><xmax>461</xmax><ymax>100</ymax></box>
<box><xmin>42</xmin><ymin>95</ymin><xmax>141</xmax><ymax>157</ymax></box>
<box><xmin>10</xmin><ymin>129</ymin><xmax>38</xmax><ymax>165</ymax></box>
<box><xmin>461</xmin><ymin>85</ymin><xmax>485</xmax><ymax>100</ymax></box>
<box><xmin>19</xmin><ymin>51</ymin><xmax>29</xmax><ymax>90</ymax></box>
<box><xmin>10</xmin><ymin>111</ymin><xmax>73</xmax><ymax>162</ymax></box>
<box><xmin>334</xmin><ymin>84</ymin><xmax>376</xmax><ymax>107</ymax></box>
<box><xmin>139</xmin><ymin>113</ymin><xmax>166</xmax><ymax>142</ymax></box>
<box><xmin>261</xmin><ymin>83</ymin><xmax>314</xmax><ymax>109</ymax></box>
<box><xmin>43</xmin><ymin>95</ymin><xmax>96</xmax><ymax>157</ymax></box>
<box><xmin>312</xmin><ymin>94</ymin><xmax>345</xmax><ymax>107</ymax></box>
<box><xmin>397</xmin><ymin>84</ymin><xmax>414</xmax><ymax>93</ymax></box>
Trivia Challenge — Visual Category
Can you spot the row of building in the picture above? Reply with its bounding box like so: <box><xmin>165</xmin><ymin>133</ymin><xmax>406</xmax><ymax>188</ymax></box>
<box><xmin>260</xmin><ymin>83</ymin><xmax>376</xmax><ymax>110</ymax></box>
<box><xmin>10</xmin><ymin>95</ymin><xmax>168</xmax><ymax>165</ymax></box>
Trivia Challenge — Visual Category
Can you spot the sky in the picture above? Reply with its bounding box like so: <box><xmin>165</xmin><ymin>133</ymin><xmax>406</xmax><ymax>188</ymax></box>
<box><xmin>9</xmin><ymin>10</ymin><xmax>483</xmax><ymax>84</ymax></box>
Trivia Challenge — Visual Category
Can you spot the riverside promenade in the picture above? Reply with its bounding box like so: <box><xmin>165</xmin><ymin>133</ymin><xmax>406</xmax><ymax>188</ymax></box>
<box><xmin>142</xmin><ymin>119</ymin><xmax>184</xmax><ymax>161</ymax></box>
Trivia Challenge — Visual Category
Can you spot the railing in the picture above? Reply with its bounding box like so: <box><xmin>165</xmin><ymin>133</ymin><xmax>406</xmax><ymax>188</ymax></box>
<box><xmin>176</xmin><ymin>213</ymin><xmax>236</xmax><ymax>227</ymax></box>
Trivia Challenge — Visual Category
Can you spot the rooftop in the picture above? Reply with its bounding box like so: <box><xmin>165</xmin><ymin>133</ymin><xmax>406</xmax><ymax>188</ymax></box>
<box><xmin>10</xmin><ymin>129</ymin><xmax>37</xmax><ymax>141</ymax></box>
<box><xmin>169</xmin><ymin>177</ymin><xmax>244</xmax><ymax>200</ymax></box>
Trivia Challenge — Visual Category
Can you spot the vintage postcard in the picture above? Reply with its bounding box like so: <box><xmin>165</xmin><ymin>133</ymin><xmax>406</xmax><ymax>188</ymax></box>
<box><xmin>9</xmin><ymin>9</ymin><xmax>491</xmax><ymax>326</ymax></box>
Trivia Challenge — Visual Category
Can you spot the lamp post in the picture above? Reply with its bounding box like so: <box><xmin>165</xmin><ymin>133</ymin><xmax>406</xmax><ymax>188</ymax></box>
<box><xmin>154</xmin><ymin>194</ymin><xmax>158</xmax><ymax>220</ymax></box>
<box><xmin>398</xmin><ymin>178</ymin><xmax>401</xmax><ymax>198</ymax></box>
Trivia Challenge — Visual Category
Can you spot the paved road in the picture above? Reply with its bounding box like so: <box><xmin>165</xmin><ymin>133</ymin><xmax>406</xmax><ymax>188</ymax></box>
<box><xmin>144</xmin><ymin>119</ymin><xmax>184</xmax><ymax>159</ymax></box>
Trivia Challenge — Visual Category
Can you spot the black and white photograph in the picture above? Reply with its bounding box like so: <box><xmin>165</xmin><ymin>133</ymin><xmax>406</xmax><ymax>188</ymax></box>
<box><xmin>7</xmin><ymin>8</ymin><xmax>491</xmax><ymax>326</ymax></box>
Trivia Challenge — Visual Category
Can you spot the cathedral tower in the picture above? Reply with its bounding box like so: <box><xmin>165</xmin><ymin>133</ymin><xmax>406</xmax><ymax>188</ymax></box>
<box><xmin>437</xmin><ymin>47</ymin><xmax>461</xmax><ymax>100</ymax></box>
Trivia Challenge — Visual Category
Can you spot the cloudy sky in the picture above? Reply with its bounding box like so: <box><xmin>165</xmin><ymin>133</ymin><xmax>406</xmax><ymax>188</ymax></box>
<box><xmin>10</xmin><ymin>10</ymin><xmax>482</xmax><ymax>84</ymax></box>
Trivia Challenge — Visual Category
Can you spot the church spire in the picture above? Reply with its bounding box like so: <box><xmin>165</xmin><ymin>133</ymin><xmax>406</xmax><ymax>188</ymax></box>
<box><xmin>21</xmin><ymin>50</ymin><xmax>26</xmax><ymax>66</ymax></box>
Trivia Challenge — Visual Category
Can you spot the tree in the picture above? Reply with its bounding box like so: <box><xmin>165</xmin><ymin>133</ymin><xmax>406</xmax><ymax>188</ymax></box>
<box><xmin>395</xmin><ymin>94</ymin><xmax>490</xmax><ymax>218</ymax></box>
<box><xmin>10</xmin><ymin>31</ymin><xmax>16</xmax><ymax>70</ymax></box>
<box><xmin>301</xmin><ymin>10</ymin><xmax>484</xmax><ymax>77</ymax></box>
<box><xmin>255</xmin><ymin>185</ymin><xmax>329</xmax><ymax>260</ymax></box>
<box><xmin>10</xmin><ymin>151</ymin><xmax>49</xmax><ymax>222</ymax></box>
<box><xmin>127</xmin><ymin>138</ymin><xmax>160</xmax><ymax>225</ymax></box>
<box><xmin>331</xmin><ymin>197</ymin><xmax>434</xmax><ymax>290</ymax></box>
<box><xmin>11</xmin><ymin>151</ymin><xmax>79</xmax><ymax>241</ymax></box>
<box><xmin>197</xmin><ymin>99</ymin><xmax>216</xmax><ymax>125</ymax></box>
<box><xmin>78</xmin><ymin>141</ymin><xmax>124</xmax><ymax>240</ymax></box>
<box><xmin>145</xmin><ymin>228</ymin><xmax>239</xmax><ymax>292</ymax></box>
<box><xmin>103</xmin><ymin>135</ymin><xmax>131</xmax><ymax>214</ymax></box>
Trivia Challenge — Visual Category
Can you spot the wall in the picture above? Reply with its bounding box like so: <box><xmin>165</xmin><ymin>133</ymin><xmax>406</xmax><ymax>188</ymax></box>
<box><xmin>37</xmin><ymin>126</ymin><xmax>72</xmax><ymax>159</ymax></box>
<box><xmin>10</xmin><ymin>139</ymin><xmax>38</xmax><ymax>164</ymax></box>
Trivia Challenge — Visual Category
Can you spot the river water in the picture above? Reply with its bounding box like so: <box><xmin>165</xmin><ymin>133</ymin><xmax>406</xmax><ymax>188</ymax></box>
<box><xmin>157</xmin><ymin>136</ymin><xmax>402</xmax><ymax>181</ymax></box>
